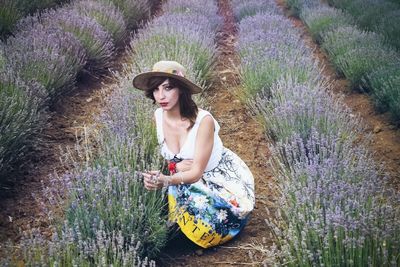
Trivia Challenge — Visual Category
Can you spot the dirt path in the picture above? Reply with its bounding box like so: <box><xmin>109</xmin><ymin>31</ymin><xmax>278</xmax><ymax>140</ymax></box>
<box><xmin>275</xmin><ymin>0</ymin><xmax>400</xmax><ymax>189</ymax></box>
<box><xmin>158</xmin><ymin>1</ymin><xmax>276</xmax><ymax>266</ymax></box>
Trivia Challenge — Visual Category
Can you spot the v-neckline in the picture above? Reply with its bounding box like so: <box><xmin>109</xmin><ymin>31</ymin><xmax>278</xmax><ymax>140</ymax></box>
<box><xmin>161</xmin><ymin>110</ymin><xmax>197</xmax><ymax>155</ymax></box>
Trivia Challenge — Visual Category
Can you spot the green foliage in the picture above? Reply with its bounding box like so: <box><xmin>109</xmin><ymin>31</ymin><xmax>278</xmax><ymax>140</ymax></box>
<box><xmin>130</xmin><ymin>32</ymin><xmax>215</xmax><ymax>91</ymax></box>
<box><xmin>363</xmin><ymin>64</ymin><xmax>400</xmax><ymax>124</ymax></box>
<box><xmin>106</xmin><ymin>0</ymin><xmax>150</xmax><ymax>29</ymax></box>
<box><xmin>300</xmin><ymin>6</ymin><xmax>353</xmax><ymax>43</ymax></box>
<box><xmin>321</xmin><ymin>27</ymin><xmax>388</xmax><ymax>77</ymax></box>
<box><xmin>344</xmin><ymin>0</ymin><xmax>397</xmax><ymax>30</ymax></box>
<box><xmin>335</xmin><ymin>46</ymin><xmax>399</xmax><ymax>87</ymax></box>
<box><xmin>0</xmin><ymin>72</ymin><xmax>43</xmax><ymax>179</ymax></box>
<box><xmin>16</xmin><ymin>0</ymin><xmax>71</xmax><ymax>15</ymax></box>
<box><xmin>374</xmin><ymin>10</ymin><xmax>400</xmax><ymax>51</ymax></box>
<box><xmin>0</xmin><ymin>0</ymin><xmax>21</xmax><ymax>39</ymax></box>
<box><xmin>73</xmin><ymin>0</ymin><xmax>127</xmax><ymax>46</ymax></box>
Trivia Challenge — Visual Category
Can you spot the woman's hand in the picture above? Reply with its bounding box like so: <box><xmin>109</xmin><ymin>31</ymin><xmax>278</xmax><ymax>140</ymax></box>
<box><xmin>142</xmin><ymin>171</ymin><xmax>164</xmax><ymax>190</ymax></box>
<box><xmin>176</xmin><ymin>159</ymin><xmax>193</xmax><ymax>172</ymax></box>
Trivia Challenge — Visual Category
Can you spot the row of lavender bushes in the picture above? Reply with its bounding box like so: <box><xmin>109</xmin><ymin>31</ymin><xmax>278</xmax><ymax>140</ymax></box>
<box><xmin>2</xmin><ymin>0</ymin><xmax>221</xmax><ymax>266</ymax></box>
<box><xmin>289</xmin><ymin>0</ymin><xmax>400</xmax><ymax>125</ymax></box>
<box><xmin>326</xmin><ymin>0</ymin><xmax>400</xmax><ymax>51</ymax></box>
<box><xmin>0</xmin><ymin>0</ymin><xmax>152</xmax><ymax>181</ymax></box>
<box><xmin>0</xmin><ymin>0</ymin><xmax>71</xmax><ymax>40</ymax></box>
<box><xmin>234</xmin><ymin>0</ymin><xmax>400</xmax><ymax>266</ymax></box>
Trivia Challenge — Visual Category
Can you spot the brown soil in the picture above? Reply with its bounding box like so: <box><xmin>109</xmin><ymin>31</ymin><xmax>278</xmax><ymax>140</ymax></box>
<box><xmin>158</xmin><ymin>1</ymin><xmax>276</xmax><ymax>266</ymax></box>
<box><xmin>275</xmin><ymin>0</ymin><xmax>400</xmax><ymax>189</ymax></box>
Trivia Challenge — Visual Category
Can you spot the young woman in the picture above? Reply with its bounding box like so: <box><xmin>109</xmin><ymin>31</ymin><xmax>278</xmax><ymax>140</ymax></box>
<box><xmin>133</xmin><ymin>60</ymin><xmax>255</xmax><ymax>248</ymax></box>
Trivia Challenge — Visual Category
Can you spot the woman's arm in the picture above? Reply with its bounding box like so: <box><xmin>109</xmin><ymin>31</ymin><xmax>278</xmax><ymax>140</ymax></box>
<box><xmin>143</xmin><ymin>115</ymin><xmax>214</xmax><ymax>190</ymax></box>
<box><xmin>182</xmin><ymin>115</ymin><xmax>214</xmax><ymax>183</ymax></box>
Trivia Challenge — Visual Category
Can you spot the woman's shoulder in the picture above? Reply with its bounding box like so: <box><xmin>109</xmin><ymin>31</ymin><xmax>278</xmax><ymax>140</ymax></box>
<box><xmin>197</xmin><ymin>108</ymin><xmax>212</xmax><ymax>119</ymax></box>
<box><xmin>197</xmin><ymin>108</ymin><xmax>220</xmax><ymax>133</ymax></box>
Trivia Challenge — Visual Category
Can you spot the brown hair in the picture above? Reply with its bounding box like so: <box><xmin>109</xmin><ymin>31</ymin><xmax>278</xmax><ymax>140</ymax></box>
<box><xmin>145</xmin><ymin>76</ymin><xmax>198</xmax><ymax>129</ymax></box>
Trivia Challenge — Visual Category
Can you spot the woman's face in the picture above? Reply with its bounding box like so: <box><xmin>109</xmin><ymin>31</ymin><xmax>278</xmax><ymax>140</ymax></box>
<box><xmin>153</xmin><ymin>78</ymin><xmax>180</xmax><ymax>111</ymax></box>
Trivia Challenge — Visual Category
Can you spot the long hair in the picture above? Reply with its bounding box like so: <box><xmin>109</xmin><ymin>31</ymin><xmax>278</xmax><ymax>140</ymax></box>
<box><xmin>146</xmin><ymin>76</ymin><xmax>198</xmax><ymax>129</ymax></box>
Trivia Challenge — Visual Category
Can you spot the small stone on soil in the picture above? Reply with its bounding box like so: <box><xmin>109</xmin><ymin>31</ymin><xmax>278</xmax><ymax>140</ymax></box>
<box><xmin>195</xmin><ymin>249</ymin><xmax>204</xmax><ymax>256</ymax></box>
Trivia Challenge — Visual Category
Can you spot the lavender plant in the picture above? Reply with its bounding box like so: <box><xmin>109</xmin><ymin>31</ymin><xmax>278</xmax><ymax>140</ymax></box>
<box><xmin>73</xmin><ymin>0</ymin><xmax>127</xmax><ymax>46</ymax></box>
<box><xmin>12</xmin><ymin>226</ymin><xmax>156</xmax><ymax>266</ymax></box>
<box><xmin>285</xmin><ymin>0</ymin><xmax>319</xmax><ymax>16</ymax></box>
<box><xmin>326</xmin><ymin>0</ymin><xmax>400</xmax><ymax>50</ymax></box>
<box><xmin>106</xmin><ymin>0</ymin><xmax>151</xmax><ymax>29</ymax></box>
<box><xmin>232</xmin><ymin>0</ymin><xmax>282</xmax><ymax>21</ymax></box>
<box><xmin>334</xmin><ymin>46</ymin><xmax>399</xmax><ymax>87</ymax></box>
<box><xmin>235</xmin><ymin>1</ymin><xmax>400</xmax><ymax>265</ymax></box>
<box><xmin>0</xmin><ymin>71</ymin><xmax>44</xmax><ymax>179</ymax></box>
<box><xmin>129</xmin><ymin>12</ymin><xmax>218</xmax><ymax>90</ymax></box>
<box><xmin>63</xmin><ymin>167</ymin><xmax>168</xmax><ymax>259</ymax></box>
<box><xmin>321</xmin><ymin>26</ymin><xmax>386</xmax><ymax>64</ymax></box>
<box><xmin>253</xmin><ymin>77</ymin><xmax>361</xmax><ymax>143</ymax></box>
<box><xmin>363</xmin><ymin>64</ymin><xmax>400</xmax><ymax>124</ymax></box>
<box><xmin>338</xmin><ymin>0</ymin><xmax>398</xmax><ymax>31</ymax></box>
<box><xmin>269</xmin><ymin>131</ymin><xmax>400</xmax><ymax>266</ymax></box>
<box><xmin>15</xmin><ymin>0</ymin><xmax>71</xmax><ymax>15</ymax></box>
<box><xmin>0</xmin><ymin>0</ymin><xmax>21</xmax><ymax>39</ymax></box>
<box><xmin>237</xmin><ymin>13</ymin><xmax>320</xmax><ymax>98</ymax></box>
<box><xmin>300</xmin><ymin>6</ymin><xmax>354</xmax><ymax>43</ymax></box>
<box><xmin>5</xmin><ymin>22</ymin><xmax>86</xmax><ymax>100</ymax></box>
<box><xmin>164</xmin><ymin>0</ymin><xmax>221</xmax><ymax>30</ymax></box>
<box><xmin>93</xmin><ymin>84</ymin><xmax>159</xmax><ymax>173</ymax></box>
<box><xmin>41</xmin><ymin>8</ymin><xmax>114</xmax><ymax>75</ymax></box>
<box><xmin>0</xmin><ymin>43</ymin><xmax>4</xmax><ymax>69</ymax></box>
<box><xmin>373</xmin><ymin>10</ymin><xmax>400</xmax><ymax>51</ymax></box>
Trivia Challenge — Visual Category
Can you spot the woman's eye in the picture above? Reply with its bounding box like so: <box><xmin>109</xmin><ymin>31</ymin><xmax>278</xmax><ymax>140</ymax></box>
<box><xmin>165</xmin><ymin>86</ymin><xmax>173</xmax><ymax>91</ymax></box>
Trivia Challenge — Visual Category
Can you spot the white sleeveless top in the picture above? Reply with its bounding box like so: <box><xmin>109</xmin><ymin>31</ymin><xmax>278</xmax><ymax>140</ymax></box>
<box><xmin>154</xmin><ymin>108</ymin><xmax>223</xmax><ymax>171</ymax></box>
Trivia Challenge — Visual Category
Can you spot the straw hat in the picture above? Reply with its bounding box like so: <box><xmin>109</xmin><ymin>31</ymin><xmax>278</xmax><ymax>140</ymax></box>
<box><xmin>132</xmin><ymin>61</ymin><xmax>202</xmax><ymax>94</ymax></box>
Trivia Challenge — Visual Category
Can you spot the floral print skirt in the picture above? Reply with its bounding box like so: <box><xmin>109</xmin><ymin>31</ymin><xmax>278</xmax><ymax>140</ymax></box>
<box><xmin>168</xmin><ymin>147</ymin><xmax>255</xmax><ymax>248</ymax></box>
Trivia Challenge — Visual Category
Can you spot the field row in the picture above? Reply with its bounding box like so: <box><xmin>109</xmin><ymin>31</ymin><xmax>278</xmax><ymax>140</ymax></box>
<box><xmin>235</xmin><ymin>0</ymin><xmax>400</xmax><ymax>265</ymax></box>
<box><xmin>0</xmin><ymin>0</ymin><xmax>155</xmax><ymax>180</ymax></box>
<box><xmin>2</xmin><ymin>0</ymin><xmax>221</xmax><ymax>265</ymax></box>
<box><xmin>290</xmin><ymin>0</ymin><xmax>400</xmax><ymax>124</ymax></box>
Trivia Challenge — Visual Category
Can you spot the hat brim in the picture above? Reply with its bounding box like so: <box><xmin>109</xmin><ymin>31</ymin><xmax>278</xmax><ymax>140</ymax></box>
<box><xmin>132</xmin><ymin>71</ymin><xmax>202</xmax><ymax>94</ymax></box>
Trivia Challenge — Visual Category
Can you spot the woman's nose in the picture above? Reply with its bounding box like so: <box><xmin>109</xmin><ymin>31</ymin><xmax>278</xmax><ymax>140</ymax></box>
<box><xmin>157</xmin><ymin>88</ymin><xmax>166</xmax><ymax>99</ymax></box>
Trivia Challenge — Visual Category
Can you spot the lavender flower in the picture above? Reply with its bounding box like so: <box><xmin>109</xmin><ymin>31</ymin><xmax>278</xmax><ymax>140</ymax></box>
<box><xmin>163</xmin><ymin>0</ymin><xmax>221</xmax><ymax>31</ymax></box>
<box><xmin>232</xmin><ymin>0</ymin><xmax>283</xmax><ymax>21</ymax></box>
<box><xmin>237</xmin><ymin>13</ymin><xmax>320</xmax><ymax>97</ymax></box>
<box><xmin>73</xmin><ymin>0</ymin><xmax>127</xmax><ymax>46</ymax></box>
<box><xmin>342</xmin><ymin>0</ymin><xmax>397</xmax><ymax>30</ymax></box>
<box><xmin>270</xmin><ymin>131</ymin><xmax>400</xmax><ymax>266</ymax></box>
<box><xmin>373</xmin><ymin>9</ymin><xmax>400</xmax><ymax>51</ymax></box>
<box><xmin>108</xmin><ymin>0</ymin><xmax>151</xmax><ymax>29</ymax></box>
<box><xmin>253</xmin><ymin>77</ymin><xmax>362</xmax><ymax>143</ymax></box>
<box><xmin>235</xmin><ymin>0</ymin><xmax>400</xmax><ymax>266</ymax></box>
<box><xmin>5</xmin><ymin>21</ymin><xmax>86</xmax><ymax>100</ymax></box>
<box><xmin>335</xmin><ymin>45</ymin><xmax>399</xmax><ymax>87</ymax></box>
<box><xmin>285</xmin><ymin>0</ymin><xmax>321</xmax><ymax>16</ymax></box>
<box><xmin>129</xmin><ymin>11</ymin><xmax>218</xmax><ymax>91</ymax></box>
<box><xmin>41</xmin><ymin>7</ymin><xmax>114</xmax><ymax>74</ymax></box>
<box><xmin>300</xmin><ymin>6</ymin><xmax>354</xmax><ymax>43</ymax></box>
<box><xmin>0</xmin><ymin>70</ymin><xmax>44</xmax><ymax>178</ymax></box>
<box><xmin>7</xmin><ymin>225</ymin><xmax>156</xmax><ymax>266</ymax></box>
<box><xmin>363</xmin><ymin>64</ymin><xmax>400</xmax><ymax>124</ymax></box>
